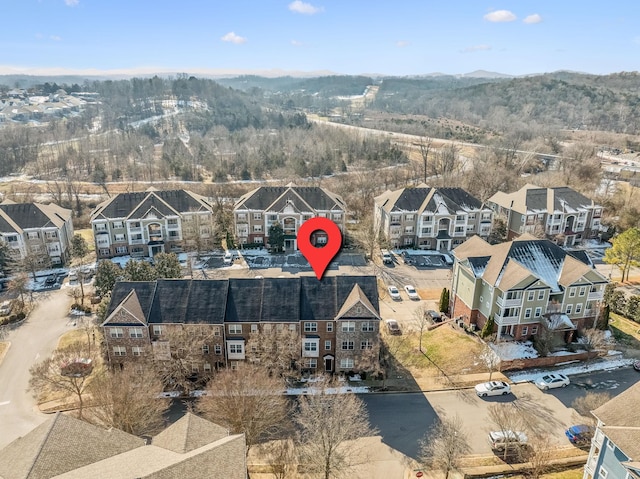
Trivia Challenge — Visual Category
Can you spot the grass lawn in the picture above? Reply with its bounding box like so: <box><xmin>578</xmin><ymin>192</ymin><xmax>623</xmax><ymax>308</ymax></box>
<box><xmin>385</xmin><ymin>324</ymin><xmax>486</xmax><ymax>378</ymax></box>
<box><xmin>608</xmin><ymin>313</ymin><xmax>640</xmax><ymax>347</ymax></box>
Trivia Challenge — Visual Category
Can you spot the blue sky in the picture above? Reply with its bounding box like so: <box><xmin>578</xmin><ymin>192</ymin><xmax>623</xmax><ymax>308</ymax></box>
<box><xmin>1</xmin><ymin>0</ymin><xmax>638</xmax><ymax>77</ymax></box>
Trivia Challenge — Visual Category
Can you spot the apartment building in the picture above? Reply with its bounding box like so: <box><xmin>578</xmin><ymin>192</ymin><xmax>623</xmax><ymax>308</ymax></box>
<box><xmin>233</xmin><ymin>184</ymin><xmax>346</xmax><ymax>250</ymax></box>
<box><xmin>583</xmin><ymin>382</ymin><xmax>640</xmax><ymax>479</ymax></box>
<box><xmin>450</xmin><ymin>235</ymin><xmax>608</xmax><ymax>340</ymax></box>
<box><xmin>102</xmin><ymin>276</ymin><xmax>381</xmax><ymax>376</ymax></box>
<box><xmin>487</xmin><ymin>184</ymin><xmax>603</xmax><ymax>246</ymax></box>
<box><xmin>374</xmin><ymin>185</ymin><xmax>493</xmax><ymax>250</ymax></box>
<box><xmin>0</xmin><ymin>200</ymin><xmax>74</xmax><ymax>266</ymax></box>
<box><xmin>90</xmin><ymin>188</ymin><xmax>214</xmax><ymax>260</ymax></box>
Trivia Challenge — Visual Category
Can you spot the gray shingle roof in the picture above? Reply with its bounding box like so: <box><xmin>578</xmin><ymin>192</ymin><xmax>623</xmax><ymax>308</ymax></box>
<box><xmin>375</xmin><ymin>186</ymin><xmax>483</xmax><ymax>214</ymax></box>
<box><xmin>107</xmin><ymin>276</ymin><xmax>379</xmax><ymax>324</ymax></box>
<box><xmin>235</xmin><ymin>185</ymin><xmax>345</xmax><ymax>211</ymax></box>
<box><xmin>0</xmin><ymin>202</ymin><xmax>71</xmax><ymax>232</ymax></box>
<box><xmin>0</xmin><ymin>413</ymin><xmax>144</xmax><ymax>479</ymax></box>
<box><xmin>152</xmin><ymin>413</ymin><xmax>229</xmax><ymax>453</ymax></box>
<box><xmin>91</xmin><ymin>190</ymin><xmax>211</xmax><ymax>221</ymax></box>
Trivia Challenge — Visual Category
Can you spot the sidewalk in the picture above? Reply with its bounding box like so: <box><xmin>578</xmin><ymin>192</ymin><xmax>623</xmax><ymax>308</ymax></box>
<box><xmin>384</xmin><ymin>371</ymin><xmax>511</xmax><ymax>393</ymax></box>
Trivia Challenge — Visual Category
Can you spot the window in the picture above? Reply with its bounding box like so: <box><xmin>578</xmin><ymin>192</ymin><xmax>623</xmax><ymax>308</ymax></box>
<box><xmin>229</xmin><ymin>324</ymin><xmax>242</xmax><ymax>334</ymax></box>
<box><xmin>115</xmin><ymin>246</ymin><xmax>128</xmax><ymax>254</ymax></box>
<box><xmin>268</xmin><ymin>214</ymin><xmax>277</xmax><ymax>221</ymax></box>
<box><xmin>524</xmin><ymin>308</ymin><xmax>532</xmax><ymax>319</ymax></box>
<box><xmin>263</xmin><ymin>324</ymin><xmax>272</xmax><ymax>332</ymax></box>
<box><xmin>202</xmin><ymin>345</ymin><xmax>209</xmax><ymax>354</ymax></box>
<box><xmin>341</xmin><ymin>341</ymin><xmax>354</xmax><ymax>350</ymax></box>
<box><xmin>342</xmin><ymin>321</ymin><xmax>355</xmax><ymax>332</ymax></box>
<box><xmin>113</xmin><ymin>346</ymin><xmax>126</xmax><ymax>356</ymax></box>
<box><xmin>304</xmin><ymin>341</ymin><xmax>318</xmax><ymax>352</ymax></box>
<box><xmin>152</xmin><ymin>325</ymin><xmax>164</xmax><ymax>336</ymax></box>
<box><xmin>204</xmin><ymin>363</ymin><xmax>212</xmax><ymax>372</ymax></box>
<box><xmin>167</xmin><ymin>218</ymin><xmax>178</xmax><ymax>226</ymax></box>
<box><xmin>575</xmin><ymin>304</ymin><xmax>583</xmax><ymax>314</ymax></box>
<box><xmin>325</xmin><ymin>340</ymin><xmax>331</xmax><ymax>350</ymax></box>
<box><xmin>213</xmin><ymin>326</ymin><xmax>221</xmax><ymax>336</ymax></box>
<box><xmin>538</xmin><ymin>290</ymin><xmax>545</xmax><ymax>300</ymax></box>
<box><xmin>534</xmin><ymin>307</ymin><xmax>542</xmax><ymax>318</ymax></box>
<box><xmin>606</xmin><ymin>440</ymin><xmax>615</xmax><ymax>451</ymax></box>
<box><xmin>129</xmin><ymin>328</ymin><xmax>143</xmax><ymax>338</ymax></box>
<box><xmin>251</xmin><ymin>324</ymin><xmax>258</xmax><ymax>333</ymax></box>
<box><xmin>569</xmin><ymin>287</ymin><xmax>576</xmax><ymax>298</ymax></box>
<box><xmin>304</xmin><ymin>322</ymin><xmax>317</xmax><ymax>332</ymax></box>
<box><xmin>361</xmin><ymin>340</ymin><xmax>373</xmax><ymax>350</ymax></box>
<box><xmin>361</xmin><ymin>321</ymin><xmax>374</xmax><ymax>332</ymax></box>
<box><xmin>421</xmin><ymin>227</ymin><xmax>432</xmax><ymax>235</ymax></box>
<box><xmin>527</xmin><ymin>291</ymin><xmax>535</xmax><ymax>301</ymax></box>
<box><xmin>253</xmin><ymin>213</ymin><xmax>262</xmax><ymax>220</ymax></box>
<box><xmin>456</xmin><ymin>215</ymin><xmax>465</xmax><ymax>221</ymax></box>
<box><xmin>191</xmin><ymin>364</ymin><xmax>199</xmax><ymax>374</ymax></box>
<box><xmin>131</xmin><ymin>346</ymin><xmax>143</xmax><ymax>356</ymax></box>
<box><xmin>340</xmin><ymin>359</ymin><xmax>354</xmax><ymax>369</ymax></box>
<box><xmin>99</xmin><ymin>248</ymin><xmax>110</xmax><ymax>256</ymax></box>
<box><xmin>566</xmin><ymin>304</ymin><xmax>573</xmax><ymax>314</ymax></box>
<box><xmin>45</xmin><ymin>231</ymin><xmax>58</xmax><ymax>240</ymax></box>
<box><xmin>110</xmin><ymin>327</ymin><xmax>124</xmax><ymax>338</ymax></box>
<box><xmin>326</xmin><ymin>322</ymin><xmax>333</xmax><ymax>332</ymax></box>
<box><xmin>214</xmin><ymin>345</ymin><xmax>222</xmax><ymax>355</ymax></box>
<box><xmin>405</xmin><ymin>214</ymin><xmax>414</xmax><ymax>221</ymax></box>
<box><xmin>253</xmin><ymin>225</ymin><xmax>263</xmax><ymax>233</ymax></box>
<box><xmin>599</xmin><ymin>466</ymin><xmax>608</xmax><ymax>479</ymax></box>
<box><xmin>305</xmin><ymin>358</ymin><xmax>318</xmax><ymax>368</ymax></box>
<box><xmin>521</xmin><ymin>327</ymin><xmax>528</xmax><ymax>336</ymax></box>
<box><xmin>114</xmin><ymin>233</ymin><xmax>126</xmax><ymax>242</ymax></box>
<box><xmin>579</xmin><ymin>286</ymin><xmax>586</xmax><ymax>297</ymax></box>
<box><xmin>531</xmin><ymin>326</ymin><xmax>538</xmax><ymax>335</ymax></box>
<box><xmin>27</xmin><ymin>231</ymin><xmax>40</xmax><ymax>240</ymax></box>
<box><xmin>423</xmin><ymin>215</ymin><xmax>433</xmax><ymax>222</ymax></box>
<box><xmin>229</xmin><ymin>343</ymin><xmax>243</xmax><ymax>354</ymax></box>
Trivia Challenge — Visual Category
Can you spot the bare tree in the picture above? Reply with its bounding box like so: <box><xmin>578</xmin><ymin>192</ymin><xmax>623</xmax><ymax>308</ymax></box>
<box><xmin>579</xmin><ymin>329</ymin><xmax>608</xmax><ymax>356</ymax></box>
<box><xmin>87</xmin><ymin>364</ymin><xmax>169</xmax><ymax>436</ymax></box>
<box><xmin>487</xmin><ymin>403</ymin><xmax>530</xmax><ymax>461</ymax></box>
<box><xmin>413</xmin><ymin>305</ymin><xmax>431</xmax><ymax>352</ymax></box>
<box><xmin>197</xmin><ymin>363</ymin><xmax>290</xmax><ymax>454</ymax></box>
<box><xmin>419</xmin><ymin>413</ymin><xmax>470</xmax><ymax>479</ymax></box>
<box><xmin>294</xmin><ymin>376</ymin><xmax>378</xmax><ymax>479</ymax></box>
<box><xmin>245</xmin><ymin>324</ymin><xmax>300</xmax><ymax>377</ymax></box>
<box><xmin>69</xmin><ymin>234</ymin><xmax>90</xmax><ymax>304</ymax></box>
<box><xmin>479</xmin><ymin>345</ymin><xmax>501</xmax><ymax>381</ymax></box>
<box><xmin>255</xmin><ymin>438</ymin><xmax>297</xmax><ymax>479</ymax></box>
<box><xmin>29</xmin><ymin>341</ymin><xmax>100</xmax><ymax>420</ymax></box>
<box><xmin>571</xmin><ymin>392</ymin><xmax>612</xmax><ymax>426</ymax></box>
<box><xmin>419</xmin><ymin>137</ymin><xmax>433</xmax><ymax>184</ymax></box>
<box><xmin>524</xmin><ymin>433</ymin><xmax>554</xmax><ymax>479</ymax></box>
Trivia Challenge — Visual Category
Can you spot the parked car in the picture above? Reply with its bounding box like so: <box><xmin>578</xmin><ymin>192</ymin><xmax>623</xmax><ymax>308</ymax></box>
<box><xmin>475</xmin><ymin>380</ymin><xmax>512</xmax><ymax>397</ymax></box>
<box><xmin>68</xmin><ymin>271</ymin><xmax>78</xmax><ymax>282</ymax></box>
<box><xmin>565</xmin><ymin>424</ymin><xmax>594</xmax><ymax>446</ymax></box>
<box><xmin>223</xmin><ymin>251</ymin><xmax>234</xmax><ymax>265</ymax></box>
<box><xmin>488</xmin><ymin>430</ymin><xmax>528</xmax><ymax>451</ymax></box>
<box><xmin>404</xmin><ymin>285</ymin><xmax>420</xmax><ymax>300</ymax></box>
<box><xmin>45</xmin><ymin>274</ymin><xmax>57</xmax><ymax>286</ymax></box>
<box><xmin>381</xmin><ymin>250</ymin><xmax>393</xmax><ymax>264</ymax></box>
<box><xmin>426</xmin><ymin>310</ymin><xmax>443</xmax><ymax>323</ymax></box>
<box><xmin>634</xmin><ymin>360</ymin><xmax>640</xmax><ymax>372</ymax></box>
<box><xmin>385</xmin><ymin>319</ymin><xmax>401</xmax><ymax>335</ymax></box>
<box><xmin>387</xmin><ymin>286</ymin><xmax>401</xmax><ymax>301</ymax></box>
<box><xmin>534</xmin><ymin>373</ymin><xmax>570</xmax><ymax>390</ymax></box>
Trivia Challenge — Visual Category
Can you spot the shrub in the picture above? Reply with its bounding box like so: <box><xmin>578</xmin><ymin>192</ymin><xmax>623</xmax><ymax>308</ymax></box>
<box><xmin>71</xmin><ymin>303</ymin><xmax>92</xmax><ymax>314</ymax></box>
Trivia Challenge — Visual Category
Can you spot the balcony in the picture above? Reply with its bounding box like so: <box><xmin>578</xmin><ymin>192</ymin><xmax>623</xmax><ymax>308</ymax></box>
<box><xmin>496</xmin><ymin>296</ymin><xmax>522</xmax><ymax>308</ymax></box>
<box><xmin>130</xmin><ymin>239</ymin><xmax>145</xmax><ymax>245</ymax></box>
<box><xmin>129</xmin><ymin>226</ymin><xmax>142</xmax><ymax>233</ymax></box>
<box><xmin>494</xmin><ymin>313</ymin><xmax>520</xmax><ymax>325</ymax></box>
<box><xmin>588</xmin><ymin>291</ymin><xmax>603</xmax><ymax>301</ymax></box>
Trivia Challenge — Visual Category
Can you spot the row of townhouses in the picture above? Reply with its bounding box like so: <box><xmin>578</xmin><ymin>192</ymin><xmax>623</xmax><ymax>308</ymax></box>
<box><xmin>451</xmin><ymin>234</ymin><xmax>608</xmax><ymax>341</ymax></box>
<box><xmin>85</xmin><ymin>183</ymin><xmax>604</xmax><ymax>261</ymax></box>
<box><xmin>102</xmin><ymin>276</ymin><xmax>381</xmax><ymax>375</ymax></box>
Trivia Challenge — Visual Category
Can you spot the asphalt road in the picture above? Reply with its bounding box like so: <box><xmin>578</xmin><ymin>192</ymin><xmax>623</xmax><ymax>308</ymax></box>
<box><xmin>0</xmin><ymin>289</ymin><xmax>74</xmax><ymax>449</ymax></box>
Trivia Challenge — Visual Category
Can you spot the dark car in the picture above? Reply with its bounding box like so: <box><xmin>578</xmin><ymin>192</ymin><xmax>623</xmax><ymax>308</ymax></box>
<box><xmin>45</xmin><ymin>274</ymin><xmax>57</xmax><ymax>286</ymax></box>
<box><xmin>565</xmin><ymin>424</ymin><xmax>594</xmax><ymax>446</ymax></box>
<box><xmin>634</xmin><ymin>360</ymin><xmax>640</xmax><ymax>372</ymax></box>
<box><xmin>426</xmin><ymin>310</ymin><xmax>443</xmax><ymax>323</ymax></box>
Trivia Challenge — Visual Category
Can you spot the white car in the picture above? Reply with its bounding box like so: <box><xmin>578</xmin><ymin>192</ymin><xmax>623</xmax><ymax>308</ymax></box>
<box><xmin>404</xmin><ymin>285</ymin><xmax>420</xmax><ymax>300</ymax></box>
<box><xmin>534</xmin><ymin>373</ymin><xmax>570</xmax><ymax>390</ymax></box>
<box><xmin>475</xmin><ymin>380</ymin><xmax>512</xmax><ymax>397</ymax></box>
<box><xmin>387</xmin><ymin>286</ymin><xmax>401</xmax><ymax>301</ymax></box>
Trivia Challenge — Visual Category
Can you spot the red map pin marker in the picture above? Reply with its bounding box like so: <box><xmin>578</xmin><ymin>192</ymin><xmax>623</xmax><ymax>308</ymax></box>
<box><xmin>298</xmin><ymin>217</ymin><xmax>342</xmax><ymax>280</ymax></box>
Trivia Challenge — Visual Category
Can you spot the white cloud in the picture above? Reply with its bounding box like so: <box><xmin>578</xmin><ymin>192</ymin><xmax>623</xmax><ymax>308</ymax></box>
<box><xmin>484</xmin><ymin>10</ymin><xmax>517</xmax><ymax>22</ymax></box>
<box><xmin>396</xmin><ymin>41</ymin><xmax>409</xmax><ymax>48</ymax></box>
<box><xmin>291</xmin><ymin>40</ymin><xmax>303</xmax><ymax>46</ymax></box>
<box><xmin>523</xmin><ymin>13</ymin><xmax>542</xmax><ymax>24</ymax></box>
<box><xmin>288</xmin><ymin>1</ymin><xmax>322</xmax><ymax>15</ymax></box>
<box><xmin>221</xmin><ymin>32</ymin><xmax>247</xmax><ymax>44</ymax></box>
<box><xmin>461</xmin><ymin>44</ymin><xmax>492</xmax><ymax>53</ymax></box>
<box><xmin>50</xmin><ymin>35</ymin><xmax>62</xmax><ymax>41</ymax></box>
<box><xmin>64</xmin><ymin>0</ymin><xmax>79</xmax><ymax>6</ymax></box>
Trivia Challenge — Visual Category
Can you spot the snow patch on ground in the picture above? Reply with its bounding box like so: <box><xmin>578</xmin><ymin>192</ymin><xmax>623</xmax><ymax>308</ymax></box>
<box><xmin>489</xmin><ymin>341</ymin><xmax>539</xmax><ymax>361</ymax></box>
<box><xmin>507</xmin><ymin>358</ymin><xmax>635</xmax><ymax>383</ymax></box>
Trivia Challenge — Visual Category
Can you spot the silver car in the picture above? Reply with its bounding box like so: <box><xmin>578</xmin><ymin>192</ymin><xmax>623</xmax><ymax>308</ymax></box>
<box><xmin>475</xmin><ymin>380</ymin><xmax>512</xmax><ymax>397</ymax></box>
<box><xmin>534</xmin><ymin>373</ymin><xmax>570</xmax><ymax>390</ymax></box>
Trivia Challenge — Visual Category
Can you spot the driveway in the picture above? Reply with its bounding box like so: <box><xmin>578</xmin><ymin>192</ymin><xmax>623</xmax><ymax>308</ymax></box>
<box><xmin>0</xmin><ymin>289</ymin><xmax>74</xmax><ymax>449</ymax></box>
